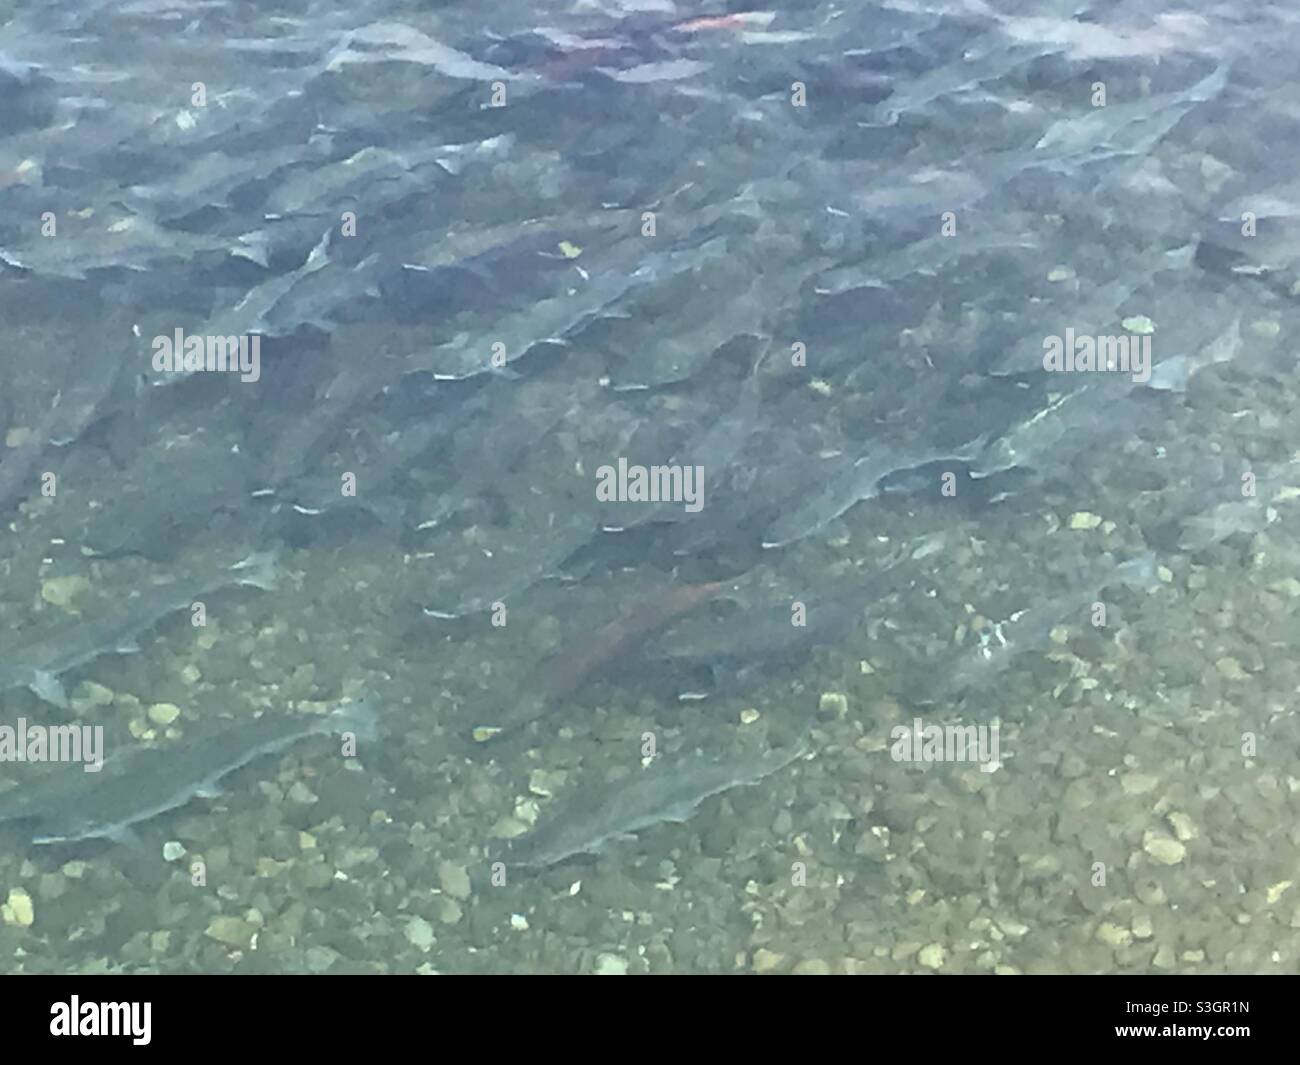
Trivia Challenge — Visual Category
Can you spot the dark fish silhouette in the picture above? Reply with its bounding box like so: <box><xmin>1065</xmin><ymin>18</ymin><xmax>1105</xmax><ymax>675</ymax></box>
<box><xmin>537</xmin><ymin>579</ymin><xmax>728</xmax><ymax>700</ymax></box>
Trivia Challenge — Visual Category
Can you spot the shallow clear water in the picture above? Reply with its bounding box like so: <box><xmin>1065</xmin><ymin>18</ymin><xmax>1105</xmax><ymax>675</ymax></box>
<box><xmin>0</xmin><ymin>0</ymin><xmax>1298</xmax><ymax>973</ymax></box>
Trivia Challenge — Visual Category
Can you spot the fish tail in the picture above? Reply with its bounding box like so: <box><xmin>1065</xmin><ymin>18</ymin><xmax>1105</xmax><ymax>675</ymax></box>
<box><xmin>229</xmin><ymin>549</ymin><xmax>279</xmax><ymax>591</ymax></box>
<box><xmin>1115</xmin><ymin>551</ymin><xmax>1160</xmax><ymax>590</ymax></box>
<box><xmin>326</xmin><ymin>697</ymin><xmax>381</xmax><ymax>742</ymax></box>
<box><xmin>305</xmin><ymin>227</ymin><xmax>333</xmax><ymax>270</ymax></box>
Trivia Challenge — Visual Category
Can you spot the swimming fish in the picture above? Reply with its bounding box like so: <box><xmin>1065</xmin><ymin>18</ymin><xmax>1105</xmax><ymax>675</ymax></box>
<box><xmin>535</xmin><ymin>580</ymin><xmax>728</xmax><ymax>701</ymax></box>
<box><xmin>0</xmin><ymin>551</ymin><xmax>278</xmax><ymax>708</ymax></box>
<box><xmin>0</xmin><ymin>699</ymin><xmax>378</xmax><ymax>846</ymax></box>
<box><xmin>507</xmin><ymin>727</ymin><xmax>807</xmax><ymax>868</ymax></box>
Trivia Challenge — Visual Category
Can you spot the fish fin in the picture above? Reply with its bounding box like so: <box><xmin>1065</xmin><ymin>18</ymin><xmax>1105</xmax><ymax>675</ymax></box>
<box><xmin>29</xmin><ymin>670</ymin><xmax>68</xmax><ymax>709</ymax></box>
<box><xmin>233</xmin><ymin>231</ymin><xmax>270</xmax><ymax>269</ymax></box>
<box><xmin>662</xmin><ymin>801</ymin><xmax>701</xmax><ymax>824</ymax></box>
<box><xmin>363</xmin><ymin>496</ymin><xmax>407</xmax><ymax>531</ymax></box>
<box><xmin>824</xmin><ymin>517</ymin><xmax>851</xmax><ymax>542</ymax></box>
<box><xmin>1115</xmin><ymin>552</ymin><xmax>1160</xmax><ymax>590</ymax></box>
<box><xmin>304</xmin><ymin>228</ymin><xmax>333</xmax><ymax>270</ymax></box>
<box><xmin>107</xmin><ymin>825</ymin><xmax>147</xmax><ymax>853</ymax></box>
<box><xmin>327</xmin><ymin>697</ymin><xmax>381</xmax><ymax>742</ymax></box>
<box><xmin>229</xmin><ymin>549</ymin><xmax>279</xmax><ymax>590</ymax></box>
<box><xmin>957</xmin><ymin>429</ymin><xmax>995</xmax><ymax>462</ymax></box>
<box><xmin>356</xmin><ymin>253</ymin><xmax>384</xmax><ymax>298</ymax></box>
<box><xmin>1145</xmin><ymin>355</ymin><xmax>1189</xmax><ymax>392</ymax></box>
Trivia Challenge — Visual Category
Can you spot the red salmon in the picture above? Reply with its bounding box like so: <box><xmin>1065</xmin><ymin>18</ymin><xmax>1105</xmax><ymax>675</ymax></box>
<box><xmin>537</xmin><ymin>579</ymin><xmax>727</xmax><ymax>699</ymax></box>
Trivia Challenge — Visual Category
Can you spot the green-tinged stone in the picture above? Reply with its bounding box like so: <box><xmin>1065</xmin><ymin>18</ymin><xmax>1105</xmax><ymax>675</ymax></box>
<box><xmin>917</xmin><ymin>944</ymin><xmax>946</xmax><ymax>969</ymax></box>
<box><xmin>147</xmin><ymin>702</ymin><xmax>182</xmax><ymax>726</ymax></box>
<box><xmin>437</xmin><ymin>861</ymin><xmax>472</xmax><ymax>901</ymax></box>
<box><xmin>1142</xmin><ymin>832</ymin><xmax>1186</xmax><ymax>865</ymax></box>
<box><xmin>405</xmin><ymin>917</ymin><xmax>435</xmax><ymax>951</ymax></box>
<box><xmin>40</xmin><ymin>575</ymin><xmax>92</xmax><ymax>610</ymax></box>
<box><xmin>204</xmin><ymin>915</ymin><xmax>257</xmax><ymax>947</ymax></box>
<box><xmin>3</xmin><ymin>888</ymin><xmax>34</xmax><ymax>927</ymax></box>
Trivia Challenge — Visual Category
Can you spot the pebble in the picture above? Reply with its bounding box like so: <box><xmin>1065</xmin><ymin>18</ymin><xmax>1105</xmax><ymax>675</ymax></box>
<box><xmin>1121</xmin><ymin>315</ymin><xmax>1156</xmax><ymax>334</ymax></box>
<box><xmin>437</xmin><ymin>861</ymin><xmax>472</xmax><ymax>900</ymax></box>
<box><xmin>305</xmin><ymin>946</ymin><xmax>340</xmax><ymax>973</ymax></box>
<box><xmin>3</xmin><ymin>887</ymin><xmax>34</xmax><ymax>928</ymax></box>
<box><xmin>818</xmin><ymin>692</ymin><xmax>848</xmax><ymax>718</ymax></box>
<box><xmin>162</xmin><ymin>841</ymin><xmax>186</xmax><ymax>862</ymax></box>
<box><xmin>792</xmin><ymin>958</ymin><xmax>832</xmax><ymax>975</ymax></box>
<box><xmin>1096</xmin><ymin>922</ymin><xmax>1132</xmax><ymax>947</ymax></box>
<box><xmin>405</xmin><ymin>917</ymin><xmax>436</xmax><ymax>952</ymax></box>
<box><xmin>891</xmin><ymin>941</ymin><xmax>921</xmax><ymax>962</ymax></box>
<box><xmin>1142</xmin><ymin>831</ymin><xmax>1186</xmax><ymax>865</ymax></box>
<box><xmin>40</xmin><ymin>575</ymin><xmax>91</xmax><ymax>610</ymax></box>
<box><xmin>1120</xmin><ymin>772</ymin><xmax>1159</xmax><ymax>796</ymax></box>
<box><xmin>1265</xmin><ymin>881</ymin><xmax>1292</xmax><ymax>905</ymax></box>
<box><xmin>256</xmin><ymin>858</ymin><xmax>289</xmax><ymax>878</ymax></box>
<box><xmin>287</xmin><ymin>781</ymin><xmax>318</xmax><ymax>804</ymax></box>
<box><xmin>78</xmin><ymin>682</ymin><xmax>115</xmax><ymax>707</ymax></box>
<box><xmin>917</xmin><ymin>943</ymin><xmax>946</xmax><ymax>970</ymax></box>
<box><xmin>147</xmin><ymin>702</ymin><xmax>182</xmax><ymax>726</ymax></box>
<box><xmin>1215</xmin><ymin>657</ymin><xmax>1249</xmax><ymax>680</ymax></box>
<box><xmin>491</xmin><ymin>816</ymin><xmax>530</xmax><ymax>840</ymax></box>
<box><xmin>1068</xmin><ymin>511</ymin><xmax>1102</xmax><ymax>530</ymax></box>
<box><xmin>594</xmin><ymin>953</ymin><xmax>629</xmax><ymax>975</ymax></box>
<box><xmin>752</xmin><ymin>948</ymin><xmax>784</xmax><ymax>973</ymax></box>
<box><xmin>204</xmin><ymin>916</ymin><xmax>257</xmax><ymax>948</ymax></box>
<box><xmin>337</xmin><ymin>846</ymin><xmax>379</xmax><ymax>869</ymax></box>
<box><xmin>528</xmin><ymin>769</ymin><xmax>564</xmax><ymax>798</ymax></box>
<box><xmin>37</xmin><ymin>874</ymin><xmax>65</xmax><ymax>901</ymax></box>
<box><xmin>1166</xmin><ymin>811</ymin><xmax>1197</xmax><ymax>842</ymax></box>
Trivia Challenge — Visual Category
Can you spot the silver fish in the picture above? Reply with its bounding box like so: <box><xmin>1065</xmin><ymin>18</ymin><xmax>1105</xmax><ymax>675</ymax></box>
<box><xmin>149</xmin><ymin>228</ymin><xmax>332</xmax><ymax>387</ymax></box>
<box><xmin>0</xmin><ymin>551</ymin><xmax>277</xmax><ymax>708</ymax></box>
<box><xmin>0</xmin><ymin>699</ymin><xmax>378</xmax><ymax>846</ymax></box>
<box><xmin>762</xmin><ymin>434</ymin><xmax>986</xmax><ymax>549</ymax></box>
<box><xmin>507</xmin><ymin>731</ymin><xmax>807</xmax><ymax>868</ymax></box>
<box><xmin>941</xmin><ymin>552</ymin><xmax>1161</xmax><ymax>698</ymax></box>
<box><xmin>1031</xmin><ymin>64</ymin><xmax>1228</xmax><ymax>171</ymax></box>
